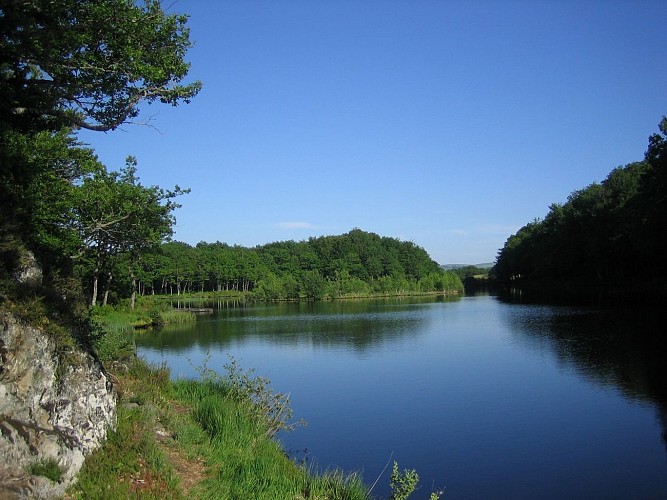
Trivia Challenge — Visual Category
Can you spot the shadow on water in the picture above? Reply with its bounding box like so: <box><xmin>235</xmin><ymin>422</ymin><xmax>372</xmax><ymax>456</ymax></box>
<box><xmin>498</xmin><ymin>289</ymin><xmax>667</xmax><ymax>459</ymax></box>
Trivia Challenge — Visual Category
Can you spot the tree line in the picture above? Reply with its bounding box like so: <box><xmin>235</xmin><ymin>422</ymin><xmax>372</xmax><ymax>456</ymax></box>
<box><xmin>104</xmin><ymin>229</ymin><xmax>463</xmax><ymax>301</ymax></box>
<box><xmin>494</xmin><ymin>117</ymin><xmax>667</xmax><ymax>291</ymax></box>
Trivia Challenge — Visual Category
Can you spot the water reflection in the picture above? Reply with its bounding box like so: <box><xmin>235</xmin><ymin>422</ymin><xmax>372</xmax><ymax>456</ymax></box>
<box><xmin>136</xmin><ymin>294</ymin><xmax>667</xmax><ymax>498</ymax></box>
<box><xmin>499</xmin><ymin>296</ymin><xmax>667</xmax><ymax>459</ymax></box>
<box><xmin>139</xmin><ymin>296</ymin><xmax>460</xmax><ymax>354</ymax></box>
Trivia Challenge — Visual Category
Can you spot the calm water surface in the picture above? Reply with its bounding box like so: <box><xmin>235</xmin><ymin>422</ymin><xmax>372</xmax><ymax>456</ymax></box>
<box><xmin>137</xmin><ymin>294</ymin><xmax>667</xmax><ymax>499</ymax></box>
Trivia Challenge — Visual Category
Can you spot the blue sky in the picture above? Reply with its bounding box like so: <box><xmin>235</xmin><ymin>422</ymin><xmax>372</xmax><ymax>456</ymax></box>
<box><xmin>79</xmin><ymin>0</ymin><xmax>667</xmax><ymax>264</ymax></box>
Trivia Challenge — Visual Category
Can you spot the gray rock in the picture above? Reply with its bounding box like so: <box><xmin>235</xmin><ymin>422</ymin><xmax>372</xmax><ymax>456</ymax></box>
<box><xmin>0</xmin><ymin>312</ymin><xmax>116</xmax><ymax>498</ymax></box>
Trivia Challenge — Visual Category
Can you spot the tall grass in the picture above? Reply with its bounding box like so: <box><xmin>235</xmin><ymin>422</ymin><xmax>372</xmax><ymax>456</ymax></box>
<box><xmin>173</xmin><ymin>379</ymin><xmax>368</xmax><ymax>500</ymax></box>
<box><xmin>159</xmin><ymin>308</ymin><xmax>197</xmax><ymax>325</ymax></box>
<box><xmin>69</xmin><ymin>357</ymin><xmax>368</xmax><ymax>499</ymax></box>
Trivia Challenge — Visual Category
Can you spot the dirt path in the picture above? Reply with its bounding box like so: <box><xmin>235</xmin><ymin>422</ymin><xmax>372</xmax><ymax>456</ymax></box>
<box><xmin>153</xmin><ymin>402</ymin><xmax>209</xmax><ymax>497</ymax></box>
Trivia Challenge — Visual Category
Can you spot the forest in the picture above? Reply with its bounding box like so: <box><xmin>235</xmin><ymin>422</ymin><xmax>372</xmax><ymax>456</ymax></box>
<box><xmin>494</xmin><ymin>118</ymin><xmax>667</xmax><ymax>292</ymax></box>
<box><xmin>2</xmin><ymin>0</ymin><xmax>664</xmax><ymax>305</ymax></box>
<box><xmin>0</xmin><ymin>2</ymin><xmax>461</xmax><ymax>309</ymax></box>
<box><xmin>96</xmin><ymin>229</ymin><xmax>464</xmax><ymax>302</ymax></box>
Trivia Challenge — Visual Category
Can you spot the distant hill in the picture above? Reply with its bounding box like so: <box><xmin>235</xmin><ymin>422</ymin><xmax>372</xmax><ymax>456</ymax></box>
<box><xmin>441</xmin><ymin>263</ymin><xmax>493</xmax><ymax>270</ymax></box>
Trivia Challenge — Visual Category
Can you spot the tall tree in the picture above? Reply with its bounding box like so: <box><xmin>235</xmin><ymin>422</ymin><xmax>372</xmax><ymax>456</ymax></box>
<box><xmin>73</xmin><ymin>157</ymin><xmax>187</xmax><ymax>306</ymax></box>
<box><xmin>0</xmin><ymin>128</ymin><xmax>101</xmax><ymax>272</ymax></box>
<box><xmin>1</xmin><ymin>0</ymin><xmax>200</xmax><ymax>286</ymax></box>
<box><xmin>1</xmin><ymin>0</ymin><xmax>202</xmax><ymax>132</ymax></box>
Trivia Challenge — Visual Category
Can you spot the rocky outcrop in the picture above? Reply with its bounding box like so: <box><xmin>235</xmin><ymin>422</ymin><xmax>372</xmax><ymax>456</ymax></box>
<box><xmin>0</xmin><ymin>312</ymin><xmax>116</xmax><ymax>498</ymax></box>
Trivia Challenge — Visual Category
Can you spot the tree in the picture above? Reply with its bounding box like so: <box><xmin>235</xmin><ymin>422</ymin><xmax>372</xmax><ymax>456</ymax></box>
<box><xmin>129</xmin><ymin>229</ymin><xmax>462</xmax><ymax>301</ymax></box>
<box><xmin>1</xmin><ymin>0</ymin><xmax>200</xmax><ymax>291</ymax></box>
<box><xmin>493</xmin><ymin>118</ymin><xmax>667</xmax><ymax>288</ymax></box>
<box><xmin>159</xmin><ymin>241</ymin><xmax>195</xmax><ymax>295</ymax></box>
<box><xmin>73</xmin><ymin>157</ymin><xmax>187</xmax><ymax>306</ymax></box>
<box><xmin>300</xmin><ymin>270</ymin><xmax>326</xmax><ymax>300</ymax></box>
<box><xmin>1</xmin><ymin>0</ymin><xmax>202</xmax><ymax>132</ymax></box>
<box><xmin>0</xmin><ymin>127</ymin><xmax>101</xmax><ymax>273</ymax></box>
<box><xmin>636</xmin><ymin>116</ymin><xmax>667</xmax><ymax>276</ymax></box>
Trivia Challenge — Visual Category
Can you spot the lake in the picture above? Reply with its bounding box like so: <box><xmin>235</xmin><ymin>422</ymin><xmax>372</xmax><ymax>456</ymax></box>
<box><xmin>136</xmin><ymin>294</ymin><xmax>667</xmax><ymax>499</ymax></box>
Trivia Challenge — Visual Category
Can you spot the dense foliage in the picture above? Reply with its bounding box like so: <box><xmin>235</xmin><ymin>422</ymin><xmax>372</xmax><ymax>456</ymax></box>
<box><xmin>0</xmin><ymin>0</ymin><xmax>198</xmax><ymax>307</ymax></box>
<box><xmin>103</xmin><ymin>229</ymin><xmax>463</xmax><ymax>300</ymax></box>
<box><xmin>1</xmin><ymin>0</ymin><xmax>201</xmax><ymax>132</ymax></box>
<box><xmin>494</xmin><ymin>118</ymin><xmax>667</xmax><ymax>290</ymax></box>
<box><xmin>449</xmin><ymin>265</ymin><xmax>490</xmax><ymax>291</ymax></box>
<box><xmin>75</xmin><ymin>157</ymin><xmax>188</xmax><ymax>306</ymax></box>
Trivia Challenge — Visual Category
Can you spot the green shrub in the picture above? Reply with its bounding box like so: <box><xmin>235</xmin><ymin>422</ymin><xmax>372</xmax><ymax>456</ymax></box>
<box><xmin>388</xmin><ymin>461</ymin><xmax>443</xmax><ymax>500</ymax></box>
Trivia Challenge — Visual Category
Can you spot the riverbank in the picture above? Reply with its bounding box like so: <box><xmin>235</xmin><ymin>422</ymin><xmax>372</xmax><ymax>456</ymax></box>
<box><xmin>67</xmin><ymin>351</ymin><xmax>368</xmax><ymax>499</ymax></box>
<box><xmin>91</xmin><ymin>300</ymin><xmax>198</xmax><ymax>331</ymax></box>
<box><xmin>93</xmin><ymin>291</ymin><xmax>463</xmax><ymax>332</ymax></box>
<box><xmin>146</xmin><ymin>288</ymin><xmax>463</xmax><ymax>305</ymax></box>
<box><xmin>79</xmin><ymin>302</ymin><xmax>440</xmax><ymax>499</ymax></box>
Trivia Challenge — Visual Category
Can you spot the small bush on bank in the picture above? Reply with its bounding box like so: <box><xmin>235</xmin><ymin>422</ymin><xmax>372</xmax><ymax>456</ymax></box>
<box><xmin>28</xmin><ymin>459</ymin><xmax>64</xmax><ymax>483</ymax></box>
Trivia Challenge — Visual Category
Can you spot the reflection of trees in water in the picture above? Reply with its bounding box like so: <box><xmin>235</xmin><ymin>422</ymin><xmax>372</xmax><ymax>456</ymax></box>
<box><xmin>141</xmin><ymin>313</ymin><xmax>424</xmax><ymax>352</ymax></box>
<box><xmin>137</xmin><ymin>296</ymin><xmax>458</xmax><ymax>353</ymax></box>
<box><xmin>499</xmin><ymin>294</ymin><xmax>667</xmax><ymax>455</ymax></box>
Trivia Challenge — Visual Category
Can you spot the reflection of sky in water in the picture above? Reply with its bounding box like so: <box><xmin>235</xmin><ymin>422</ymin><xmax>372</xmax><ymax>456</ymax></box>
<box><xmin>137</xmin><ymin>295</ymin><xmax>667</xmax><ymax>499</ymax></box>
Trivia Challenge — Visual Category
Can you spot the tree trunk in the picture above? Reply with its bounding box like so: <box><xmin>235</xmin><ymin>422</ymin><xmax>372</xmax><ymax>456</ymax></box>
<box><xmin>102</xmin><ymin>270</ymin><xmax>112</xmax><ymax>306</ymax></box>
<box><xmin>129</xmin><ymin>264</ymin><xmax>137</xmax><ymax>310</ymax></box>
<box><xmin>91</xmin><ymin>274</ymin><xmax>98</xmax><ymax>307</ymax></box>
<box><xmin>130</xmin><ymin>278</ymin><xmax>136</xmax><ymax>309</ymax></box>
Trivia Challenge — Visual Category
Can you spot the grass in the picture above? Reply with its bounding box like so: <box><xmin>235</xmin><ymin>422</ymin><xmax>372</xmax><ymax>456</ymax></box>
<box><xmin>68</xmin><ymin>361</ymin><xmax>181</xmax><ymax>499</ymax></box>
<box><xmin>91</xmin><ymin>298</ymin><xmax>197</xmax><ymax>332</ymax></box>
<box><xmin>92</xmin><ymin>306</ymin><xmax>152</xmax><ymax>331</ymax></box>
<box><xmin>174</xmin><ymin>378</ymin><xmax>367</xmax><ymax>499</ymax></box>
<box><xmin>68</xmin><ymin>355</ymin><xmax>368</xmax><ymax>499</ymax></box>
<box><xmin>28</xmin><ymin>458</ymin><xmax>64</xmax><ymax>483</ymax></box>
<box><xmin>69</xmin><ymin>404</ymin><xmax>180</xmax><ymax>499</ymax></box>
<box><xmin>87</xmin><ymin>297</ymin><xmax>194</xmax><ymax>364</ymax></box>
<box><xmin>159</xmin><ymin>308</ymin><xmax>198</xmax><ymax>325</ymax></box>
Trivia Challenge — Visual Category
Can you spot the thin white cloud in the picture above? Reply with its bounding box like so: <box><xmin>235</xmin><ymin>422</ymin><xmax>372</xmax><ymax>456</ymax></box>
<box><xmin>275</xmin><ymin>222</ymin><xmax>317</xmax><ymax>230</ymax></box>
